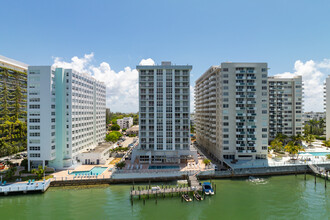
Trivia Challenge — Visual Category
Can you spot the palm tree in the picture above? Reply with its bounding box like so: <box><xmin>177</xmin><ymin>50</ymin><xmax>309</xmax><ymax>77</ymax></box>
<box><xmin>270</xmin><ymin>138</ymin><xmax>283</xmax><ymax>153</ymax></box>
<box><xmin>322</xmin><ymin>139</ymin><xmax>330</xmax><ymax>149</ymax></box>
<box><xmin>308</xmin><ymin>120</ymin><xmax>318</xmax><ymax>134</ymax></box>
<box><xmin>285</xmin><ymin>141</ymin><xmax>305</xmax><ymax>160</ymax></box>
<box><xmin>305</xmin><ymin>134</ymin><xmax>315</xmax><ymax>147</ymax></box>
<box><xmin>275</xmin><ymin>133</ymin><xmax>288</xmax><ymax>144</ymax></box>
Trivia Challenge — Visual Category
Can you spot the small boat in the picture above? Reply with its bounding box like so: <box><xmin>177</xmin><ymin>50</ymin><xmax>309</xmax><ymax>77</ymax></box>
<box><xmin>194</xmin><ymin>192</ymin><xmax>203</xmax><ymax>201</ymax></box>
<box><xmin>202</xmin><ymin>182</ymin><xmax>214</xmax><ymax>195</ymax></box>
<box><xmin>182</xmin><ymin>194</ymin><xmax>192</xmax><ymax>202</ymax></box>
<box><xmin>248</xmin><ymin>176</ymin><xmax>265</xmax><ymax>183</ymax></box>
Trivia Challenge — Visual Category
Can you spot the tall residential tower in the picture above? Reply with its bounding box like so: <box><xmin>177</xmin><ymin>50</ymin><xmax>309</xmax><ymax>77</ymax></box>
<box><xmin>268</xmin><ymin>76</ymin><xmax>303</xmax><ymax>139</ymax></box>
<box><xmin>132</xmin><ymin>61</ymin><xmax>197</xmax><ymax>164</ymax></box>
<box><xmin>27</xmin><ymin>66</ymin><xmax>106</xmax><ymax>170</ymax></box>
<box><xmin>195</xmin><ymin>63</ymin><xmax>269</xmax><ymax>163</ymax></box>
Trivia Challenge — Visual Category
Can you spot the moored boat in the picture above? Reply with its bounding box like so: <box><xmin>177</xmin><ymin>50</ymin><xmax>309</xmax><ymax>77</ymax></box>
<box><xmin>182</xmin><ymin>193</ymin><xmax>192</xmax><ymax>202</ymax></box>
<box><xmin>194</xmin><ymin>192</ymin><xmax>203</xmax><ymax>201</ymax></box>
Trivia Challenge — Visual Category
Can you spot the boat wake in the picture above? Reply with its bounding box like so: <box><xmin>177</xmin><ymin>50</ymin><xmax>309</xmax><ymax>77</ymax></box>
<box><xmin>247</xmin><ymin>176</ymin><xmax>268</xmax><ymax>185</ymax></box>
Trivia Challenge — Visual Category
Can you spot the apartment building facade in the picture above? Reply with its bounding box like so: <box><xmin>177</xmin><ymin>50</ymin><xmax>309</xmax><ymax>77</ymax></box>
<box><xmin>268</xmin><ymin>76</ymin><xmax>303</xmax><ymax>139</ymax></box>
<box><xmin>325</xmin><ymin>76</ymin><xmax>330</xmax><ymax>140</ymax></box>
<box><xmin>195</xmin><ymin>63</ymin><xmax>269</xmax><ymax>163</ymax></box>
<box><xmin>117</xmin><ymin>117</ymin><xmax>133</xmax><ymax>129</ymax></box>
<box><xmin>194</xmin><ymin>66</ymin><xmax>219</xmax><ymax>160</ymax></box>
<box><xmin>27</xmin><ymin>66</ymin><xmax>106</xmax><ymax>170</ymax></box>
<box><xmin>302</xmin><ymin>111</ymin><xmax>325</xmax><ymax>125</ymax></box>
<box><xmin>131</xmin><ymin>61</ymin><xmax>197</xmax><ymax>164</ymax></box>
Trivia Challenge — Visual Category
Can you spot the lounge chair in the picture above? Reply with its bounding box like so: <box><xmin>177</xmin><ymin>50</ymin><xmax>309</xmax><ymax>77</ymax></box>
<box><xmin>27</xmin><ymin>180</ymin><xmax>31</xmax><ymax>185</ymax></box>
<box><xmin>31</xmin><ymin>179</ymin><xmax>35</xmax><ymax>185</ymax></box>
<box><xmin>2</xmin><ymin>181</ymin><xmax>6</xmax><ymax>186</ymax></box>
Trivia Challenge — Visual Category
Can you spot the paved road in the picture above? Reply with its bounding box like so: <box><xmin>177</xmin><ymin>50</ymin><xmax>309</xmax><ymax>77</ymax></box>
<box><xmin>0</xmin><ymin>151</ymin><xmax>27</xmax><ymax>162</ymax></box>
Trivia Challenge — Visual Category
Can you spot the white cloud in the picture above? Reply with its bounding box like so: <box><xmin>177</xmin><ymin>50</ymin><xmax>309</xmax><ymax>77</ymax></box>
<box><xmin>139</xmin><ymin>58</ymin><xmax>155</xmax><ymax>66</ymax></box>
<box><xmin>275</xmin><ymin>59</ymin><xmax>330</xmax><ymax>112</ymax></box>
<box><xmin>52</xmin><ymin>53</ymin><xmax>141</xmax><ymax>113</ymax></box>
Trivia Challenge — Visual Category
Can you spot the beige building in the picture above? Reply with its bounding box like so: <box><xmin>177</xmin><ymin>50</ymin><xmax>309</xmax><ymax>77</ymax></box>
<box><xmin>268</xmin><ymin>76</ymin><xmax>303</xmax><ymax>139</ymax></box>
<box><xmin>195</xmin><ymin>63</ymin><xmax>269</xmax><ymax>163</ymax></box>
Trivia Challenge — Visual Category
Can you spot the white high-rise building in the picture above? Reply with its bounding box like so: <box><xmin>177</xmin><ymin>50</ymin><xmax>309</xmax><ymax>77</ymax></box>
<box><xmin>268</xmin><ymin>76</ymin><xmax>303</xmax><ymax>139</ymax></box>
<box><xmin>27</xmin><ymin>66</ymin><xmax>106</xmax><ymax>170</ymax></box>
<box><xmin>131</xmin><ymin>61</ymin><xmax>197</xmax><ymax>164</ymax></box>
<box><xmin>325</xmin><ymin>76</ymin><xmax>330</xmax><ymax>140</ymax></box>
<box><xmin>117</xmin><ymin>117</ymin><xmax>133</xmax><ymax>129</ymax></box>
<box><xmin>195</xmin><ymin>63</ymin><xmax>269</xmax><ymax>163</ymax></box>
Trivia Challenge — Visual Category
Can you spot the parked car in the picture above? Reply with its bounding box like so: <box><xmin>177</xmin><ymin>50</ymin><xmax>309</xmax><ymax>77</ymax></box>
<box><xmin>14</xmin><ymin>154</ymin><xmax>22</xmax><ymax>159</ymax></box>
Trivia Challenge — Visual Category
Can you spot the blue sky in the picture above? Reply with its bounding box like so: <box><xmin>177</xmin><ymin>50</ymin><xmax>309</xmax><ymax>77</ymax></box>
<box><xmin>1</xmin><ymin>0</ymin><xmax>330</xmax><ymax>112</ymax></box>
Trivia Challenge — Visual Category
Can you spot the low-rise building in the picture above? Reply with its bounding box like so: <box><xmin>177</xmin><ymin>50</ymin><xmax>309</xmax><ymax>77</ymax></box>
<box><xmin>126</xmin><ymin>125</ymin><xmax>139</xmax><ymax>136</ymax></box>
<box><xmin>302</xmin><ymin>111</ymin><xmax>325</xmax><ymax>124</ymax></box>
<box><xmin>78</xmin><ymin>142</ymin><xmax>114</xmax><ymax>165</ymax></box>
<box><xmin>117</xmin><ymin>117</ymin><xmax>133</xmax><ymax>129</ymax></box>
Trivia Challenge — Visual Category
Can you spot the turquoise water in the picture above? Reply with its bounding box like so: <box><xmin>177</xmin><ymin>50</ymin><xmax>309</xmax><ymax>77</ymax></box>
<box><xmin>1</xmin><ymin>175</ymin><xmax>330</xmax><ymax>219</ymax></box>
<box><xmin>149</xmin><ymin>165</ymin><xmax>180</xmax><ymax>169</ymax></box>
<box><xmin>70</xmin><ymin>166</ymin><xmax>108</xmax><ymax>176</ymax></box>
<box><xmin>299</xmin><ymin>152</ymin><xmax>330</xmax><ymax>156</ymax></box>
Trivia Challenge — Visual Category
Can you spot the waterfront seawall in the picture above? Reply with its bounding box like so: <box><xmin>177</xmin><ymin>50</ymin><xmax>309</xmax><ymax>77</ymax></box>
<box><xmin>198</xmin><ymin>164</ymin><xmax>330</xmax><ymax>179</ymax></box>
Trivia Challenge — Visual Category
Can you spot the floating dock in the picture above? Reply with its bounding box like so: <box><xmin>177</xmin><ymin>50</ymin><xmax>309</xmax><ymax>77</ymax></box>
<box><xmin>0</xmin><ymin>180</ymin><xmax>51</xmax><ymax>196</ymax></box>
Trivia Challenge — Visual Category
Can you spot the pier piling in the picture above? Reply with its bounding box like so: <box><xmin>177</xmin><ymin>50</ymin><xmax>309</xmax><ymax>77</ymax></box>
<box><xmin>315</xmin><ymin>175</ymin><xmax>317</xmax><ymax>185</ymax></box>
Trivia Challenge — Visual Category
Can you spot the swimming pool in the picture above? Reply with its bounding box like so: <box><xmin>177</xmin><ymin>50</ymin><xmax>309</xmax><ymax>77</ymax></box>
<box><xmin>299</xmin><ymin>152</ymin><xmax>330</xmax><ymax>156</ymax></box>
<box><xmin>70</xmin><ymin>166</ymin><xmax>108</xmax><ymax>176</ymax></box>
<box><xmin>148</xmin><ymin>165</ymin><xmax>180</xmax><ymax>170</ymax></box>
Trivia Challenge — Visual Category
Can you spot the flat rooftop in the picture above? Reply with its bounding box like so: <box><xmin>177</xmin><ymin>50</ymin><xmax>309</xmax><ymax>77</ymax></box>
<box><xmin>82</xmin><ymin>142</ymin><xmax>113</xmax><ymax>154</ymax></box>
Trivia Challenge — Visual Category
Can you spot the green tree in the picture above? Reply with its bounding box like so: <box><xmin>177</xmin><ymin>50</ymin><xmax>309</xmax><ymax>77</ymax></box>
<box><xmin>275</xmin><ymin>133</ymin><xmax>288</xmax><ymax>144</ymax></box>
<box><xmin>285</xmin><ymin>141</ymin><xmax>305</xmax><ymax>160</ymax></box>
<box><xmin>105</xmin><ymin>131</ymin><xmax>122</xmax><ymax>142</ymax></box>
<box><xmin>270</xmin><ymin>138</ymin><xmax>283</xmax><ymax>152</ymax></box>
<box><xmin>5</xmin><ymin>166</ymin><xmax>17</xmax><ymax>179</ymax></box>
<box><xmin>115</xmin><ymin>161</ymin><xmax>126</xmax><ymax>169</ymax></box>
<box><xmin>110</xmin><ymin>124</ymin><xmax>120</xmax><ymax>131</ymax></box>
<box><xmin>20</xmin><ymin>158</ymin><xmax>28</xmax><ymax>170</ymax></box>
<box><xmin>322</xmin><ymin>139</ymin><xmax>330</xmax><ymax>149</ymax></box>
<box><xmin>203</xmin><ymin>159</ymin><xmax>211</xmax><ymax>166</ymax></box>
<box><xmin>304</xmin><ymin>134</ymin><xmax>315</xmax><ymax>147</ymax></box>
<box><xmin>31</xmin><ymin>165</ymin><xmax>47</xmax><ymax>180</ymax></box>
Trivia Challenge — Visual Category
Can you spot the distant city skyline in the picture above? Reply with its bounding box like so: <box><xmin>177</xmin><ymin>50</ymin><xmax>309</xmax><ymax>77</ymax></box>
<box><xmin>2</xmin><ymin>0</ymin><xmax>330</xmax><ymax>112</ymax></box>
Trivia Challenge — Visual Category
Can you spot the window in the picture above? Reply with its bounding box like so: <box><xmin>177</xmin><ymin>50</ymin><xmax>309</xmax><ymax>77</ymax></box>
<box><xmin>29</xmin><ymin>118</ymin><xmax>40</xmax><ymax>123</ymax></box>
<box><xmin>30</xmin><ymin>153</ymin><xmax>40</xmax><ymax>158</ymax></box>
<box><xmin>29</xmin><ymin>125</ymin><xmax>40</xmax><ymax>130</ymax></box>
<box><xmin>29</xmin><ymin>146</ymin><xmax>40</xmax><ymax>151</ymax></box>
<box><xmin>29</xmin><ymin>105</ymin><xmax>40</xmax><ymax>109</ymax></box>
<box><xmin>262</xmin><ymin>68</ymin><xmax>267</xmax><ymax>72</ymax></box>
<box><xmin>223</xmin><ymin>68</ymin><xmax>228</xmax><ymax>72</ymax></box>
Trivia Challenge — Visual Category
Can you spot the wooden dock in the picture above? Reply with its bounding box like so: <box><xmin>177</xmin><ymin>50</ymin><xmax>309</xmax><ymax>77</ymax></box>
<box><xmin>130</xmin><ymin>185</ymin><xmax>202</xmax><ymax>197</ymax></box>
